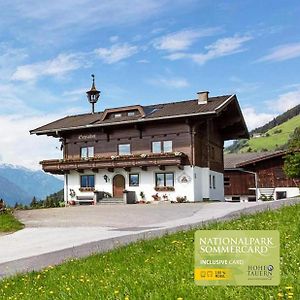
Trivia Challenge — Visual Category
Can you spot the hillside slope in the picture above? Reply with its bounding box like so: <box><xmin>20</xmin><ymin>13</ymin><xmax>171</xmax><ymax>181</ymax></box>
<box><xmin>226</xmin><ymin>114</ymin><xmax>300</xmax><ymax>153</ymax></box>
<box><xmin>239</xmin><ymin>115</ymin><xmax>300</xmax><ymax>152</ymax></box>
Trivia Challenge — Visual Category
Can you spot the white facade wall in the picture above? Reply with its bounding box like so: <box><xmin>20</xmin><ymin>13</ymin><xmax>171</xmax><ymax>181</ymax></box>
<box><xmin>65</xmin><ymin>165</ymin><xmax>225</xmax><ymax>203</ymax></box>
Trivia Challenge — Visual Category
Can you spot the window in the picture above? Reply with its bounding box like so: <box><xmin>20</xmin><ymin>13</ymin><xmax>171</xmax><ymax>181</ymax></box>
<box><xmin>209</xmin><ymin>175</ymin><xmax>212</xmax><ymax>189</ymax></box>
<box><xmin>276</xmin><ymin>191</ymin><xmax>287</xmax><ymax>200</ymax></box>
<box><xmin>118</xmin><ymin>144</ymin><xmax>131</xmax><ymax>155</ymax></box>
<box><xmin>114</xmin><ymin>113</ymin><xmax>122</xmax><ymax>118</ymax></box>
<box><xmin>152</xmin><ymin>141</ymin><xmax>173</xmax><ymax>153</ymax></box>
<box><xmin>274</xmin><ymin>167</ymin><xmax>285</xmax><ymax>180</ymax></box>
<box><xmin>80</xmin><ymin>175</ymin><xmax>95</xmax><ymax>188</ymax></box>
<box><xmin>129</xmin><ymin>174</ymin><xmax>139</xmax><ymax>186</ymax></box>
<box><xmin>224</xmin><ymin>176</ymin><xmax>230</xmax><ymax>187</ymax></box>
<box><xmin>163</xmin><ymin>141</ymin><xmax>172</xmax><ymax>152</ymax></box>
<box><xmin>155</xmin><ymin>173</ymin><xmax>174</xmax><ymax>187</ymax></box>
<box><xmin>152</xmin><ymin>141</ymin><xmax>161</xmax><ymax>153</ymax></box>
<box><xmin>81</xmin><ymin>146</ymin><xmax>94</xmax><ymax>158</ymax></box>
<box><xmin>127</xmin><ymin>111</ymin><xmax>135</xmax><ymax>116</ymax></box>
<box><xmin>212</xmin><ymin>175</ymin><xmax>216</xmax><ymax>189</ymax></box>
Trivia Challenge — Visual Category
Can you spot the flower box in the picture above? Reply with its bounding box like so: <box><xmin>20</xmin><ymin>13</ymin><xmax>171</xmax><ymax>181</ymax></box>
<box><xmin>79</xmin><ymin>187</ymin><xmax>95</xmax><ymax>192</ymax></box>
<box><xmin>154</xmin><ymin>186</ymin><xmax>175</xmax><ymax>192</ymax></box>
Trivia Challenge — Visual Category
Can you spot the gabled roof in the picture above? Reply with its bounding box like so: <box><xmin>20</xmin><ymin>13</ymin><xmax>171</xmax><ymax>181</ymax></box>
<box><xmin>30</xmin><ymin>94</ymin><xmax>248</xmax><ymax>139</ymax></box>
<box><xmin>224</xmin><ymin>150</ymin><xmax>286</xmax><ymax>169</ymax></box>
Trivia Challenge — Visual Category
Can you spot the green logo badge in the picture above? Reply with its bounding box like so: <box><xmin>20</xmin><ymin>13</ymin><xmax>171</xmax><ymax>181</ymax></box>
<box><xmin>194</xmin><ymin>230</ymin><xmax>280</xmax><ymax>286</ymax></box>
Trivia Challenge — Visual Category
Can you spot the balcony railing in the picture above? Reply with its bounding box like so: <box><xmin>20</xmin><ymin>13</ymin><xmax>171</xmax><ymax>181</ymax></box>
<box><xmin>40</xmin><ymin>152</ymin><xmax>186</xmax><ymax>174</ymax></box>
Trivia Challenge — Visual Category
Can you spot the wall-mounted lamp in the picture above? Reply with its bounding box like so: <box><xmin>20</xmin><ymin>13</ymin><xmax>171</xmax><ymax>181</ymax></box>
<box><xmin>103</xmin><ymin>175</ymin><xmax>110</xmax><ymax>183</ymax></box>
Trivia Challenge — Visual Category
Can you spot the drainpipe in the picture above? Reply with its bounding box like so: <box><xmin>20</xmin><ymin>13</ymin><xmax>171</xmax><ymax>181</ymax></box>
<box><xmin>64</xmin><ymin>173</ymin><xmax>69</xmax><ymax>206</ymax></box>
<box><xmin>206</xmin><ymin>119</ymin><xmax>210</xmax><ymax>169</ymax></box>
<box><xmin>189</xmin><ymin>123</ymin><xmax>195</xmax><ymax>166</ymax></box>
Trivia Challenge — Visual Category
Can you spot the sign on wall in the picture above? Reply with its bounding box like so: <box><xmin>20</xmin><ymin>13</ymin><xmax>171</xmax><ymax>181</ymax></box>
<box><xmin>78</xmin><ymin>134</ymin><xmax>96</xmax><ymax>140</ymax></box>
<box><xmin>177</xmin><ymin>172</ymin><xmax>192</xmax><ymax>184</ymax></box>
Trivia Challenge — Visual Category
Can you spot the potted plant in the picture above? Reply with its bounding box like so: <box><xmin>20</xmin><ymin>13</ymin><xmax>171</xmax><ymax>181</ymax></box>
<box><xmin>139</xmin><ymin>191</ymin><xmax>146</xmax><ymax>203</ymax></box>
<box><xmin>176</xmin><ymin>196</ymin><xmax>187</xmax><ymax>203</ymax></box>
<box><xmin>68</xmin><ymin>189</ymin><xmax>76</xmax><ymax>205</ymax></box>
<box><xmin>152</xmin><ymin>193</ymin><xmax>161</xmax><ymax>201</ymax></box>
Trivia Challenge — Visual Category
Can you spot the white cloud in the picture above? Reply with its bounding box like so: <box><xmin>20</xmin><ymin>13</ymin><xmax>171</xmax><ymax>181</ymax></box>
<box><xmin>148</xmin><ymin>76</ymin><xmax>189</xmax><ymax>88</ymax></box>
<box><xmin>0</xmin><ymin>44</ymin><xmax>28</xmax><ymax>79</ymax></box>
<box><xmin>190</xmin><ymin>35</ymin><xmax>252</xmax><ymax>65</ymax></box>
<box><xmin>153</xmin><ymin>28</ymin><xmax>219</xmax><ymax>52</ymax></box>
<box><xmin>164</xmin><ymin>52</ymin><xmax>187</xmax><ymax>60</ymax></box>
<box><xmin>242</xmin><ymin>107</ymin><xmax>275</xmax><ymax>131</ymax></box>
<box><xmin>163</xmin><ymin>34</ymin><xmax>252</xmax><ymax>65</ymax></box>
<box><xmin>137</xmin><ymin>59</ymin><xmax>150</xmax><ymax>64</ymax></box>
<box><xmin>94</xmin><ymin>43</ymin><xmax>138</xmax><ymax>64</ymax></box>
<box><xmin>109</xmin><ymin>35</ymin><xmax>119</xmax><ymax>43</ymax></box>
<box><xmin>0</xmin><ymin>114</ymin><xmax>64</xmax><ymax>170</ymax></box>
<box><xmin>0</xmin><ymin>1</ymin><xmax>168</xmax><ymax>46</ymax></box>
<box><xmin>11</xmin><ymin>53</ymin><xmax>86</xmax><ymax>81</ymax></box>
<box><xmin>242</xmin><ymin>86</ymin><xmax>300</xmax><ymax>130</ymax></box>
<box><xmin>257</xmin><ymin>42</ymin><xmax>300</xmax><ymax>62</ymax></box>
<box><xmin>267</xmin><ymin>88</ymin><xmax>300</xmax><ymax>112</ymax></box>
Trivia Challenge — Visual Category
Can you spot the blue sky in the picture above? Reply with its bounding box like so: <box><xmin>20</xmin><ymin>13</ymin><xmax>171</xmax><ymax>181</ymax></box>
<box><xmin>0</xmin><ymin>0</ymin><xmax>300</xmax><ymax>168</ymax></box>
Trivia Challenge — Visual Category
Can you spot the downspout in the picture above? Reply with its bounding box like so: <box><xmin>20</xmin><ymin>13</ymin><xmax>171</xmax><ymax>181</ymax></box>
<box><xmin>189</xmin><ymin>123</ymin><xmax>195</xmax><ymax>166</ymax></box>
<box><xmin>207</xmin><ymin>119</ymin><xmax>210</xmax><ymax>169</ymax></box>
<box><xmin>64</xmin><ymin>172</ymin><xmax>69</xmax><ymax>206</ymax></box>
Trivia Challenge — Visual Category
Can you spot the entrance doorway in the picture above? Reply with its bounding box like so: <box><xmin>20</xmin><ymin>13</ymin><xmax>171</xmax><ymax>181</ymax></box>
<box><xmin>113</xmin><ymin>174</ymin><xmax>125</xmax><ymax>198</ymax></box>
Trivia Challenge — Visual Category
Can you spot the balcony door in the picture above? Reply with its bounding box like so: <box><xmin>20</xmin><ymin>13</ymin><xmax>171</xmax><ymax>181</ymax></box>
<box><xmin>113</xmin><ymin>174</ymin><xmax>125</xmax><ymax>198</ymax></box>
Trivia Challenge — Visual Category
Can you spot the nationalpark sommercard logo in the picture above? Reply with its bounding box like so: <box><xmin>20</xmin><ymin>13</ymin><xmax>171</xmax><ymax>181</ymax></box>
<box><xmin>194</xmin><ymin>230</ymin><xmax>280</xmax><ymax>286</ymax></box>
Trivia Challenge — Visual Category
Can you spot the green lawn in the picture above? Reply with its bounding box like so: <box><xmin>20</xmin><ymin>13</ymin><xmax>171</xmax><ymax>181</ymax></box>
<box><xmin>240</xmin><ymin>115</ymin><xmax>300</xmax><ymax>152</ymax></box>
<box><xmin>0</xmin><ymin>210</ymin><xmax>24</xmax><ymax>233</ymax></box>
<box><xmin>1</xmin><ymin>204</ymin><xmax>299</xmax><ymax>300</ymax></box>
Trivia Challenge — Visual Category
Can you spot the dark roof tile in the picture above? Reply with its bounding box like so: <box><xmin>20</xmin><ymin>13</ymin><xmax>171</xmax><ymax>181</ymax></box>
<box><xmin>31</xmin><ymin>95</ymin><xmax>233</xmax><ymax>134</ymax></box>
<box><xmin>224</xmin><ymin>151</ymin><xmax>285</xmax><ymax>169</ymax></box>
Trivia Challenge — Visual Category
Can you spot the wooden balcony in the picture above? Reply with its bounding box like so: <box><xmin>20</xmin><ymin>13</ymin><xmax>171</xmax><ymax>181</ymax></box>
<box><xmin>41</xmin><ymin>152</ymin><xmax>186</xmax><ymax>174</ymax></box>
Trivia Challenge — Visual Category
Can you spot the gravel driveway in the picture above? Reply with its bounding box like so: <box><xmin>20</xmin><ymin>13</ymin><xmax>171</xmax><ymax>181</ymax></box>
<box><xmin>15</xmin><ymin>202</ymin><xmax>207</xmax><ymax>228</ymax></box>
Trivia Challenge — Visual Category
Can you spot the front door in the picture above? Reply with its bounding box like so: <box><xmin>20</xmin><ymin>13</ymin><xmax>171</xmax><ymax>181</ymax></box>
<box><xmin>113</xmin><ymin>174</ymin><xmax>125</xmax><ymax>198</ymax></box>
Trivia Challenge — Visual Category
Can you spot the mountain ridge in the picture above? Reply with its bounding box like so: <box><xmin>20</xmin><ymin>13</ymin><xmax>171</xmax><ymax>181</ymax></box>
<box><xmin>0</xmin><ymin>163</ymin><xmax>63</xmax><ymax>207</ymax></box>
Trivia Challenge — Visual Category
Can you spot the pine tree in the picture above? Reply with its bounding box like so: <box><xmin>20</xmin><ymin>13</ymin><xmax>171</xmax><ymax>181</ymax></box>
<box><xmin>30</xmin><ymin>196</ymin><xmax>38</xmax><ymax>208</ymax></box>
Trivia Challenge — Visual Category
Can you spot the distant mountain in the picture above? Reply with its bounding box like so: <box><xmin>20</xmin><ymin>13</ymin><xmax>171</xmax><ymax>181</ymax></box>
<box><xmin>226</xmin><ymin>105</ymin><xmax>300</xmax><ymax>154</ymax></box>
<box><xmin>0</xmin><ymin>164</ymin><xmax>63</xmax><ymax>207</ymax></box>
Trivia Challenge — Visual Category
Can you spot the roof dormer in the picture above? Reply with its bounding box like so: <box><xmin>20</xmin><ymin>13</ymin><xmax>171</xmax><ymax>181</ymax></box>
<box><xmin>100</xmin><ymin>105</ymin><xmax>145</xmax><ymax>121</ymax></box>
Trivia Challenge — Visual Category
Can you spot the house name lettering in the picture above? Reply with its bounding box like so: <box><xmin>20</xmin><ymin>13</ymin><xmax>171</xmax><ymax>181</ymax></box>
<box><xmin>78</xmin><ymin>134</ymin><xmax>96</xmax><ymax>140</ymax></box>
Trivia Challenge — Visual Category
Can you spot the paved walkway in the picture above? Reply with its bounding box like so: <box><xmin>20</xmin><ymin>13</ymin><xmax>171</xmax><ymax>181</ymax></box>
<box><xmin>0</xmin><ymin>198</ymin><xmax>299</xmax><ymax>278</ymax></box>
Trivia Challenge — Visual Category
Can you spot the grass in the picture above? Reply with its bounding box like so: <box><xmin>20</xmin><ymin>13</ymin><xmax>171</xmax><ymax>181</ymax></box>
<box><xmin>240</xmin><ymin>115</ymin><xmax>300</xmax><ymax>152</ymax></box>
<box><xmin>0</xmin><ymin>210</ymin><xmax>24</xmax><ymax>233</ymax></box>
<box><xmin>1</xmin><ymin>204</ymin><xmax>299</xmax><ymax>300</ymax></box>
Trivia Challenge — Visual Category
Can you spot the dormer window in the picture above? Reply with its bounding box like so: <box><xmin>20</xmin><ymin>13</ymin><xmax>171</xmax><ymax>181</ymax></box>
<box><xmin>101</xmin><ymin>105</ymin><xmax>145</xmax><ymax>121</ymax></box>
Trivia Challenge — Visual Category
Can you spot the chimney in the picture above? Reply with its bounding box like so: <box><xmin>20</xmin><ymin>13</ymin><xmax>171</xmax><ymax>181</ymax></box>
<box><xmin>197</xmin><ymin>91</ymin><xmax>209</xmax><ymax>104</ymax></box>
